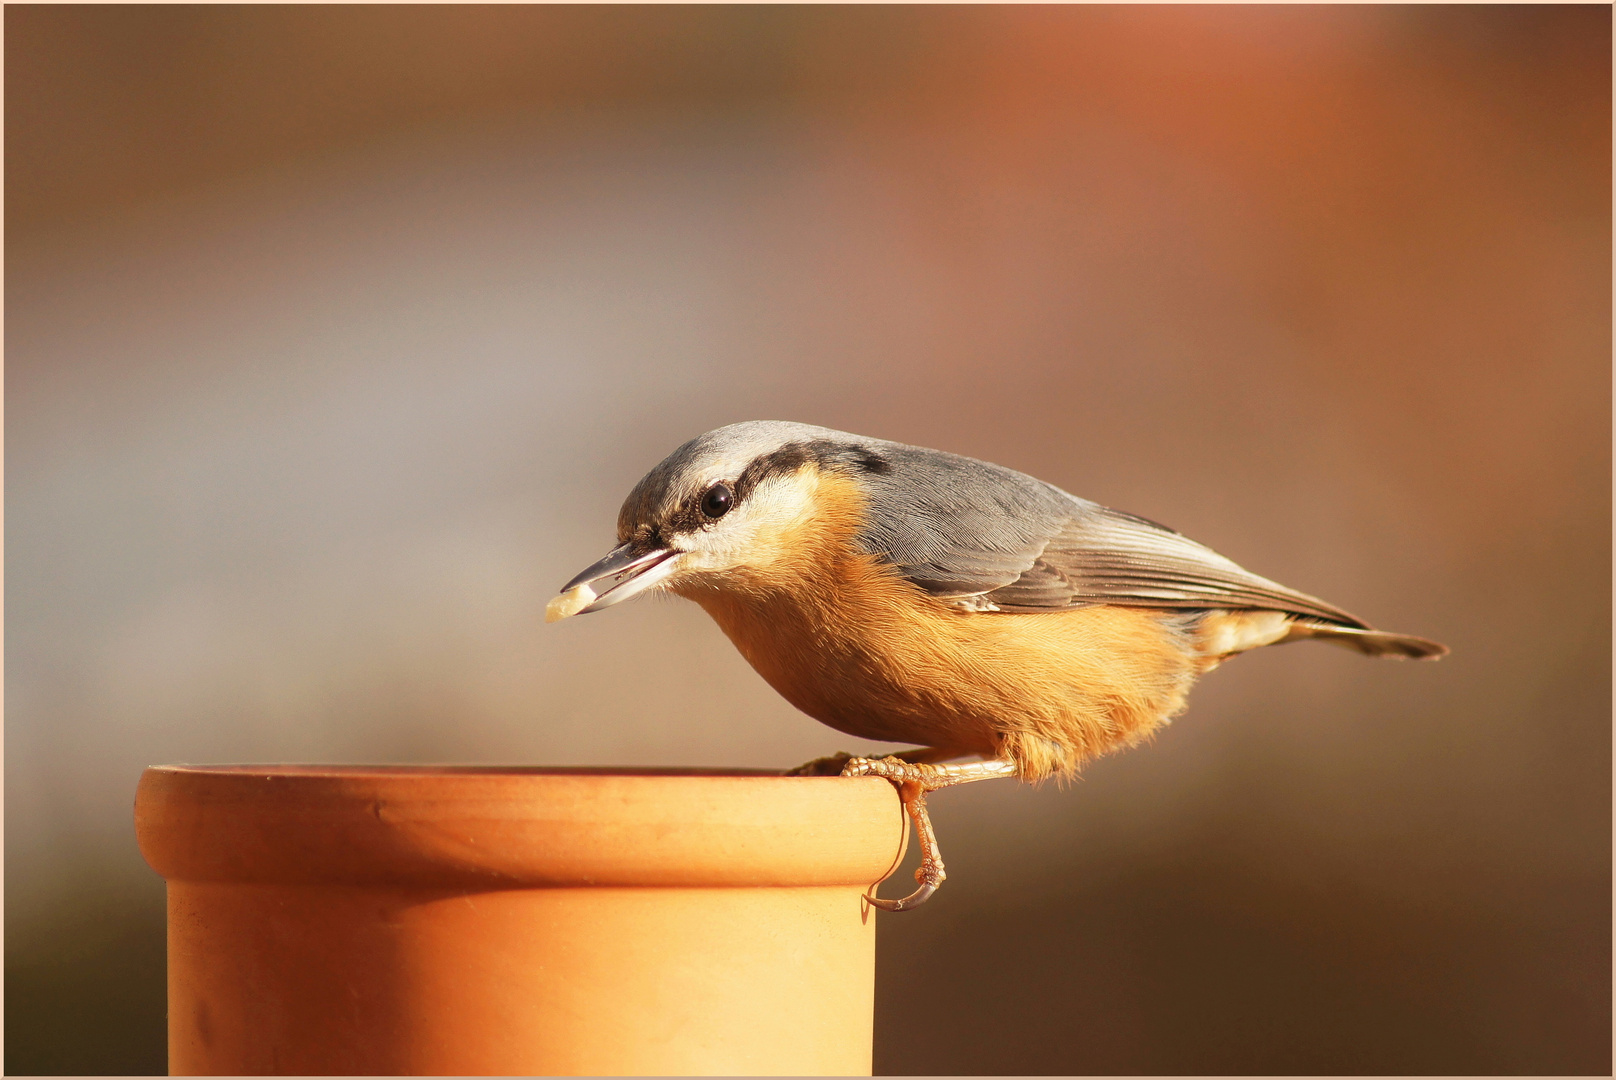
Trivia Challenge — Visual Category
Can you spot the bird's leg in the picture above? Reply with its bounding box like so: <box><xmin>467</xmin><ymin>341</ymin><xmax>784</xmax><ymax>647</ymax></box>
<box><xmin>840</xmin><ymin>756</ymin><xmax>1018</xmax><ymax>911</ymax></box>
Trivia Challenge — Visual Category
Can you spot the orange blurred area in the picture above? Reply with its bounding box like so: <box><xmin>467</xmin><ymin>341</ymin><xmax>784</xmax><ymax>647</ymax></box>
<box><xmin>6</xmin><ymin>6</ymin><xmax>1609</xmax><ymax>1075</ymax></box>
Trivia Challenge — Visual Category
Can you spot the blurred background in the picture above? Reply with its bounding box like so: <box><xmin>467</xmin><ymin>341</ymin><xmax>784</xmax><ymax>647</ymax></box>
<box><xmin>6</xmin><ymin>5</ymin><xmax>1609</xmax><ymax>1074</ymax></box>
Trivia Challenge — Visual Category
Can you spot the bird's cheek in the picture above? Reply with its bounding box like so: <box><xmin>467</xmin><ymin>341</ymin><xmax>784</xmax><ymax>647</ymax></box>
<box><xmin>675</xmin><ymin>550</ymin><xmax>748</xmax><ymax>583</ymax></box>
<box><xmin>658</xmin><ymin>543</ymin><xmax>726</xmax><ymax>581</ymax></box>
<box><xmin>667</xmin><ymin>540</ymin><xmax>775</xmax><ymax>592</ymax></box>
<box><xmin>680</xmin><ymin>524</ymin><xmax>757</xmax><ymax>571</ymax></box>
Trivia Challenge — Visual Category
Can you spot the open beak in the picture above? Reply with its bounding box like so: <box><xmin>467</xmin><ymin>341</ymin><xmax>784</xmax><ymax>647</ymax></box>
<box><xmin>546</xmin><ymin>542</ymin><xmax>682</xmax><ymax>623</ymax></box>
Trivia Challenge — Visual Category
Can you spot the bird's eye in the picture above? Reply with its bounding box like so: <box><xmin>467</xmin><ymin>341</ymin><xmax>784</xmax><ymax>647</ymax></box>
<box><xmin>702</xmin><ymin>483</ymin><xmax>734</xmax><ymax>519</ymax></box>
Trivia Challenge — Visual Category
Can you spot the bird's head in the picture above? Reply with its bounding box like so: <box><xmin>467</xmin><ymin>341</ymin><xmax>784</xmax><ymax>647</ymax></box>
<box><xmin>546</xmin><ymin>421</ymin><xmax>891</xmax><ymax>621</ymax></box>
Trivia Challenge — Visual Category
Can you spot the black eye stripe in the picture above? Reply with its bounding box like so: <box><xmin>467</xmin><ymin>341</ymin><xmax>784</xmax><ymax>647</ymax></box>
<box><xmin>657</xmin><ymin>441</ymin><xmax>889</xmax><ymax>536</ymax></box>
<box><xmin>732</xmin><ymin>440</ymin><xmax>889</xmax><ymax>503</ymax></box>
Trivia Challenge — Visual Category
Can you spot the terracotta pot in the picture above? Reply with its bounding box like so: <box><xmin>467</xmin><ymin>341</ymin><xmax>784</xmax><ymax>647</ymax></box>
<box><xmin>135</xmin><ymin>765</ymin><xmax>904</xmax><ymax>1076</ymax></box>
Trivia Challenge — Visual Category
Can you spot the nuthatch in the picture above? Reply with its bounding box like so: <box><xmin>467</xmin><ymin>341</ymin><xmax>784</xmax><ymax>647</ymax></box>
<box><xmin>548</xmin><ymin>421</ymin><xmax>1447</xmax><ymax>910</ymax></box>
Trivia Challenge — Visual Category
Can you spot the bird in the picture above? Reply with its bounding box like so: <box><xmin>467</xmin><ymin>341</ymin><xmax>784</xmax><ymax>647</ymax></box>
<box><xmin>546</xmin><ymin>421</ymin><xmax>1447</xmax><ymax>910</ymax></box>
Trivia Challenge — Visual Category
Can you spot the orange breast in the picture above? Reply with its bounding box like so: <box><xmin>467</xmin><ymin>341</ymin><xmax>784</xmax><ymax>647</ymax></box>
<box><xmin>672</xmin><ymin>472</ymin><xmax>1200</xmax><ymax>781</ymax></box>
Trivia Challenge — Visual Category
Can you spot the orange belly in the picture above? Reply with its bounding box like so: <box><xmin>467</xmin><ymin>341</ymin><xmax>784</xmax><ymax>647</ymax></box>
<box><xmin>679</xmin><ymin>553</ymin><xmax>1200</xmax><ymax>782</ymax></box>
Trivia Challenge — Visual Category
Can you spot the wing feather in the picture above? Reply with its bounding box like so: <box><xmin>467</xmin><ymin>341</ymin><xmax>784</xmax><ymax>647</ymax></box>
<box><xmin>984</xmin><ymin>511</ymin><xmax>1367</xmax><ymax>625</ymax></box>
<box><xmin>851</xmin><ymin>442</ymin><xmax>1366</xmax><ymax>628</ymax></box>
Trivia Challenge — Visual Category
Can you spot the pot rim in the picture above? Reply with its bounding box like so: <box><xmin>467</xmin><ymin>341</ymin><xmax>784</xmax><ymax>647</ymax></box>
<box><xmin>137</xmin><ymin>763</ymin><xmax>906</xmax><ymax>890</ymax></box>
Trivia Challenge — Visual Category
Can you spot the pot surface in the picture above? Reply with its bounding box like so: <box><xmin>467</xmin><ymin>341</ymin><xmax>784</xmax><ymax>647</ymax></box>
<box><xmin>137</xmin><ymin>765</ymin><xmax>902</xmax><ymax>1076</ymax></box>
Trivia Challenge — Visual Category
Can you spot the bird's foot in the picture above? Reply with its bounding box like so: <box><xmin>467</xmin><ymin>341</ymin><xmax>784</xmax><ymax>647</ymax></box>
<box><xmin>842</xmin><ymin>756</ymin><xmax>1018</xmax><ymax>788</ymax></box>
<box><xmin>784</xmin><ymin>746</ymin><xmax>977</xmax><ymax>776</ymax></box>
<box><xmin>840</xmin><ymin>756</ymin><xmax>1017</xmax><ymax>912</ymax></box>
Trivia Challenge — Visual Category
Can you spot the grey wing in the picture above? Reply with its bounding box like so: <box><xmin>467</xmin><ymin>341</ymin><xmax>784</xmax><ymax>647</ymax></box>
<box><xmin>981</xmin><ymin>507</ymin><xmax>1368</xmax><ymax>627</ymax></box>
<box><xmin>852</xmin><ymin>444</ymin><xmax>1077</xmax><ymax>597</ymax></box>
<box><xmin>853</xmin><ymin>444</ymin><xmax>1366</xmax><ymax>628</ymax></box>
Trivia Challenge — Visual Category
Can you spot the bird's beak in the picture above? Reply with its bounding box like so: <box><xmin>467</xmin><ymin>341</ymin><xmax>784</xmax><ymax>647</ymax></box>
<box><xmin>546</xmin><ymin>541</ymin><xmax>682</xmax><ymax>623</ymax></box>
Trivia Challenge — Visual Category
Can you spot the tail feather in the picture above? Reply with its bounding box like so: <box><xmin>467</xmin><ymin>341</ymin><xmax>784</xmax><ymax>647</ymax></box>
<box><xmin>1285</xmin><ymin>621</ymin><xmax>1448</xmax><ymax>660</ymax></box>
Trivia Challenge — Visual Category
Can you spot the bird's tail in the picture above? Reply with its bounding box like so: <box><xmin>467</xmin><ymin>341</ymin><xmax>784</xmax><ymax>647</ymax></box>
<box><xmin>1285</xmin><ymin>620</ymin><xmax>1448</xmax><ymax>660</ymax></box>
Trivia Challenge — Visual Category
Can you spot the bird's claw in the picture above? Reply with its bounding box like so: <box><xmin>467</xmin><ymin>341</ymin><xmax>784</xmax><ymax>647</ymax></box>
<box><xmin>840</xmin><ymin>756</ymin><xmax>1016</xmax><ymax>911</ymax></box>
<box><xmin>865</xmin><ymin>863</ymin><xmax>943</xmax><ymax>912</ymax></box>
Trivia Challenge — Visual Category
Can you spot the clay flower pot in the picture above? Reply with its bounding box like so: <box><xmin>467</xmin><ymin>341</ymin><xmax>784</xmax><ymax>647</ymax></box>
<box><xmin>135</xmin><ymin>765</ymin><xmax>904</xmax><ymax>1076</ymax></box>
